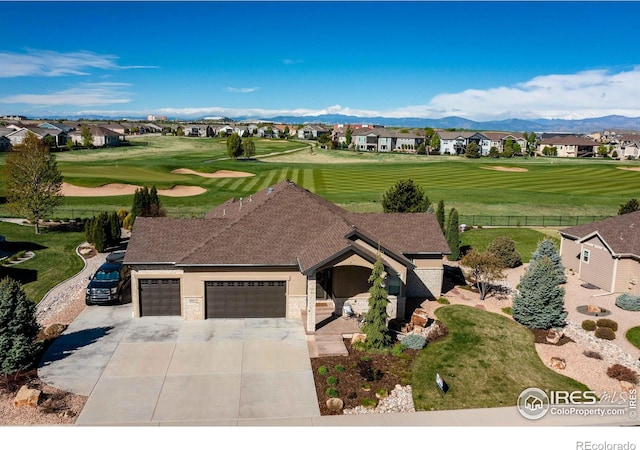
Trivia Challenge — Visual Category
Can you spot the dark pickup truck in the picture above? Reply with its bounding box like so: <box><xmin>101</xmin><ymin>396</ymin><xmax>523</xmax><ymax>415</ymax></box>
<box><xmin>85</xmin><ymin>259</ymin><xmax>131</xmax><ymax>305</ymax></box>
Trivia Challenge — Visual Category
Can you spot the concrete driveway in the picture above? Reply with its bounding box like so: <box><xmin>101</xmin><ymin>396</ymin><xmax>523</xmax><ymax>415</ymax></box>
<box><xmin>38</xmin><ymin>305</ymin><xmax>320</xmax><ymax>425</ymax></box>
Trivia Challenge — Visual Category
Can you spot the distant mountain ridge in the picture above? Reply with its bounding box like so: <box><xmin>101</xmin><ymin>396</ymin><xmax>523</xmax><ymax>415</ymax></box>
<box><xmin>27</xmin><ymin>113</ymin><xmax>640</xmax><ymax>133</ymax></box>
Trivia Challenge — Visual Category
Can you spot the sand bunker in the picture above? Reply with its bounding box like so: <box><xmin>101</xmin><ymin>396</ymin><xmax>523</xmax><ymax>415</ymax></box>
<box><xmin>617</xmin><ymin>166</ymin><xmax>640</xmax><ymax>172</ymax></box>
<box><xmin>481</xmin><ymin>166</ymin><xmax>528</xmax><ymax>173</ymax></box>
<box><xmin>61</xmin><ymin>182</ymin><xmax>206</xmax><ymax>197</ymax></box>
<box><xmin>171</xmin><ymin>168</ymin><xmax>255</xmax><ymax>178</ymax></box>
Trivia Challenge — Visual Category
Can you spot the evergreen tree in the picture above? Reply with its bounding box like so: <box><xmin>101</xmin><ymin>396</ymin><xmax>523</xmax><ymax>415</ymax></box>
<box><xmin>436</xmin><ymin>200</ymin><xmax>445</xmax><ymax>233</ymax></box>
<box><xmin>362</xmin><ymin>253</ymin><xmax>393</xmax><ymax>349</ymax></box>
<box><xmin>140</xmin><ymin>186</ymin><xmax>151</xmax><ymax>216</ymax></box>
<box><xmin>149</xmin><ymin>185</ymin><xmax>162</xmax><ymax>217</ymax></box>
<box><xmin>618</xmin><ymin>198</ymin><xmax>640</xmax><ymax>215</ymax></box>
<box><xmin>132</xmin><ymin>188</ymin><xmax>144</xmax><ymax>217</ymax></box>
<box><xmin>530</xmin><ymin>238</ymin><xmax>566</xmax><ymax>284</ymax></box>
<box><xmin>446</xmin><ymin>208</ymin><xmax>460</xmax><ymax>260</ymax></box>
<box><xmin>0</xmin><ymin>277</ymin><xmax>42</xmax><ymax>376</ymax></box>
<box><xmin>487</xmin><ymin>236</ymin><xmax>522</xmax><ymax>268</ymax></box>
<box><xmin>381</xmin><ymin>179</ymin><xmax>430</xmax><ymax>213</ymax></box>
<box><xmin>512</xmin><ymin>255</ymin><xmax>567</xmax><ymax>329</ymax></box>
<box><xmin>84</xmin><ymin>216</ymin><xmax>95</xmax><ymax>243</ymax></box>
<box><xmin>92</xmin><ymin>213</ymin><xmax>108</xmax><ymax>252</ymax></box>
<box><xmin>109</xmin><ymin>211</ymin><xmax>121</xmax><ymax>246</ymax></box>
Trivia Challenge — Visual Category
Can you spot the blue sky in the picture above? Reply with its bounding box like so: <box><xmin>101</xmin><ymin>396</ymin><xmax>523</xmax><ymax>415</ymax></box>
<box><xmin>1</xmin><ymin>1</ymin><xmax>640</xmax><ymax>121</ymax></box>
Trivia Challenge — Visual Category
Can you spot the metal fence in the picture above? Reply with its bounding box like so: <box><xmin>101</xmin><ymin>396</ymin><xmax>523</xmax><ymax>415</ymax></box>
<box><xmin>458</xmin><ymin>215</ymin><xmax>611</xmax><ymax>227</ymax></box>
<box><xmin>0</xmin><ymin>207</ymin><xmax>204</xmax><ymax>220</ymax></box>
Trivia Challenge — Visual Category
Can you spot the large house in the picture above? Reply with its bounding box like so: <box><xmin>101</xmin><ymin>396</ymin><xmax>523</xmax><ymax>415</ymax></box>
<box><xmin>124</xmin><ymin>180</ymin><xmax>450</xmax><ymax>332</ymax></box>
<box><xmin>437</xmin><ymin>131</ymin><xmax>491</xmax><ymax>155</ymax></box>
<box><xmin>538</xmin><ymin>134</ymin><xmax>597</xmax><ymax>157</ymax></box>
<box><xmin>68</xmin><ymin>126</ymin><xmax>123</xmax><ymax>147</ymax></box>
<box><xmin>559</xmin><ymin>211</ymin><xmax>640</xmax><ymax>295</ymax></box>
<box><xmin>352</xmin><ymin>128</ymin><xmax>424</xmax><ymax>152</ymax></box>
<box><xmin>297</xmin><ymin>124</ymin><xmax>330</xmax><ymax>140</ymax></box>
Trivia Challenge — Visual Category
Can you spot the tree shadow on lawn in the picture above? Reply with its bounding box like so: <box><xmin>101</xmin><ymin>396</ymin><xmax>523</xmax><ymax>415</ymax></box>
<box><xmin>0</xmin><ymin>266</ymin><xmax>38</xmax><ymax>285</ymax></box>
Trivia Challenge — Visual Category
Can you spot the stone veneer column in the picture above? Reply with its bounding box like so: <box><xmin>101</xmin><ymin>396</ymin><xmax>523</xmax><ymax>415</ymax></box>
<box><xmin>306</xmin><ymin>274</ymin><xmax>316</xmax><ymax>333</ymax></box>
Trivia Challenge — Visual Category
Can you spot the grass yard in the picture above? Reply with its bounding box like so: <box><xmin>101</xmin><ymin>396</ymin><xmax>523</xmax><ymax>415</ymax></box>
<box><xmin>0</xmin><ymin>222</ymin><xmax>84</xmax><ymax>302</ymax></box>
<box><xmin>1</xmin><ymin>138</ymin><xmax>639</xmax><ymax>219</ymax></box>
<box><xmin>626</xmin><ymin>326</ymin><xmax>640</xmax><ymax>350</ymax></box>
<box><xmin>411</xmin><ymin>305</ymin><xmax>588</xmax><ymax>411</ymax></box>
<box><xmin>460</xmin><ymin>227</ymin><xmax>560</xmax><ymax>263</ymax></box>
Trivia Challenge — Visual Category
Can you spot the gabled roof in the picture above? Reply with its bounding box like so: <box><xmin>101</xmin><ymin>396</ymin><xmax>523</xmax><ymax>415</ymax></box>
<box><xmin>483</xmin><ymin>132</ymin><xmax>525</xmax><ymax>141</ymax></box>
<box><xmin>437</xmin><ymin>131</ymin><xmax>488</xmax><ymax>140</ymax></box>
<box><xmin>125</xmin><ymin>181</ymin><xmax>449</xmax><ymax>270</ymax></box>
<box><xmin>560</xmin><ymin>211</ymin><xmax>640</xmax><ymax>257</ymax></box>
<box><xmin>540</xmin><ymin>135</ymin><xmax>596</xmax><ymax>146</ymax></box>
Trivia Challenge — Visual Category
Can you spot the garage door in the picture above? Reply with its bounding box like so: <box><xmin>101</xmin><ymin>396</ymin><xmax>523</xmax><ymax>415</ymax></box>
<box><xmin>205</xmin><ymin>281</ymin><xmax>286</xmax><ymax>319</ymax></box>
<box><xmin>139</xmin><ymin>279</ymin><xmax>181</xmax><ymax>316</ymax></box>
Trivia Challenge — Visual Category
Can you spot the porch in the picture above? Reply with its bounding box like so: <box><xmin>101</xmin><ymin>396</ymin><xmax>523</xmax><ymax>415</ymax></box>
<box><xmin>303</xmin><ymin>299</ymin><xmax>362</xmax><ymax>357</ymax></box>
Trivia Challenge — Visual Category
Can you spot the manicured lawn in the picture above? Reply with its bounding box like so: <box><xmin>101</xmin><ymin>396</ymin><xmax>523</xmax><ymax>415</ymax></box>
<box><xmin>0</xmin><ymin>222</ymin><xmax>84</xmax><ymax>302</ymax></box>
<box><xmin>460</xmin><ymin>227</ymin><xmax>560</xmax><ymax>263</ymax></box>
<box><xmin>626</xmin><ymin>326</ymin><xmax>640</xmax><ymax>349</ymax></box>
<box><xmin>1</xmin><ymin>138</ymin><xmax>639</xmax><ymax>218</ymax></box>
<box><xmin>411</xmin><ymin>305</ymin><xmax>588</xmax><ymax>411</ymax></box>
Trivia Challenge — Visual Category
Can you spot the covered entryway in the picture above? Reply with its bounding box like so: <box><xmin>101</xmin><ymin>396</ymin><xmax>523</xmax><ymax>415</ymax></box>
<box><xmin>139</xmin><ymin>279</ymin><xmax>181</xmax><ymax>316</ymax></box>
<box><xmin>205</xmin><ymin>280</ymin><xmax>286</xmax><ymax>318</ymax></box>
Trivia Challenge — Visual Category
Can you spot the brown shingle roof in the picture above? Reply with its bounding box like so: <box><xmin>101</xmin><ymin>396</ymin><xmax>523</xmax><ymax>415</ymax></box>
<box><xmin>560</xmin><ymin>211</ymin><xmax>640</xmax><ymax>257</ymax></box>
<box><xmin>125</xmin><ymin>181</ymin><xmax>449</xmax><ymax>269</ymax></box>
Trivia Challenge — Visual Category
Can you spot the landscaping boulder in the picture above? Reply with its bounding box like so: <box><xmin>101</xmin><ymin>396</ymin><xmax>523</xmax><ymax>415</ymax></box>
<box><xmin>549</xmin><ymin>357</ymin><xmax>566</xmax><ymax>370</ymax></box>
<box><xmin>13</xmin><ymin>385</ymin><xmax>41</xmax><ymax>408</ymax></box>
<box><xmin>410</xmin><ymin>308</ymin><xmax>429</xmax><ymax>327</ymax></box>
<box><xmin>326</xmin><ymin>398</ymin><xmax>344</xmax><ymax>411</ymax></box>
<box><xmin>546</xmin><ymin>328</ymin><xmax>564</xmax><ymax>345</ymax></box>
<box><xmin>587</xmin><ymin>305</ymin><xmax>602</xmax><ymax>314</ymax></box>
<box><xmin>351</xmin><ymin>333</ymin><xmax>367</xmax><ymax>345</ymax></box>
<box><xmin>42</xmin><ymin>323</ymin><xmax>67</xmax><ymax>340</ymax></box>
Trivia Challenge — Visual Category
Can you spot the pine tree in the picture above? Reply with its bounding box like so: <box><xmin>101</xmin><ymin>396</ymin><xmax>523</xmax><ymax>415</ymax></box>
<box><xmin>512</xmin><ymin>255</ymin><xmax>567</xmax><ymax>329</ymax></box>
<box><xmin>140</xmin><ymin>186</ymin><xmax>151</xmax><ymax>216</ymax></box>
<box><xmin>436</xmin><ymin>200</ymin><xmax>445</xmax><ymax>233</ymax></box>
<box><xmin>446</xmin><ymin>208</ymin><xmax>460</xmax><ymax>261</ymax></box>
<box><xmin>0</xmin><ymin>277</ymin><xmax>42</xmax><ymax>376</ymax></box>
<box><xmin>149</xmin><ymin>185</ymin><xmax>162</xmax><ymax>217</ymax></box>
<box><xmin>530</xmin><ymin>238</ymin><xmax>566</xmax><ymax>283</ymax></box>
<box><xmin>92</xmin><ymin>213</ymin><xmax>108</xmax><ymax>252</ymax></box>
<box><xmin>84</xmin><ymin>216</ymin><xmax>95</xmax><ymax>243</ymax></box>
<box><xmin>109</xmin><ymin>211</ymin><xmax>121</xmax><ymax>246</ymax></box>
<box><xmin>132</xmin><ymin>188</ymin><xmax>144</xmax><ymax>217</ymax></box>
<box><xmin>362</xmin><ymin>253</ymin><xmax>392</xmax><ymax>349</ymax></box>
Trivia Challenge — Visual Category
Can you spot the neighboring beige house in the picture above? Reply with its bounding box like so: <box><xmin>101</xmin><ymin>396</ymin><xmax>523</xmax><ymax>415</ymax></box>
<box><xmin>352</xmin><ymin>128</ymin><xmax>424</xmax><ymax>152</ymax></box>
<box><xmin>124</xmin><ymin>180</ymin><xmax>450</xmax><ymax>332</ymax></box>
<box><xmin>68</xmin><ymin>126</ymin><xmax>122</xmax><ymax>147</ymax></box>
<box><xmin>538</xmin><ymin>135</ymin><xmax>596</xmax><ymax>157</ymax></box>
<box><xmin>559</xmin><ymin>211</ymin><xmax>640</xmax><ymax>295</ymax></box>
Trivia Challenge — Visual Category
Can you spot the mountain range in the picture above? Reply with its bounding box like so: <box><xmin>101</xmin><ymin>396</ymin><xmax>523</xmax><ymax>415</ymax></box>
<box><xmin>30</xmin><ymin>113</ymin><xmax>640</xmax><ymax>133</ymax></box>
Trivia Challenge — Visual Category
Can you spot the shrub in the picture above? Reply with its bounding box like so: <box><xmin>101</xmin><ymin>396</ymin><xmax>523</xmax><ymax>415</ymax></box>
<box><xmin>594</xmin><ymin>327</ymin><xmax>616</xmax><ymax>340</ymax></box>
<box><xmin>325</xmin><ymin>387</ymin><xmax>339</xmax><ymax>398</ymax></box>
<box><xmin>582</xmin><ymin>350</ymin><xmax>603</xmax><ymax>360</ymax></box>
<box><xmin>487</xmin><ymin>236</ymin><xmax>522</xmax><ymax>268</ymax></box>
<box><xmin>437</xmin><ymin>297</ymin><xmax>450</xmax><ymax>304</ymax></box>
<box><xmin>317</xmin><ymin>366</ymin><xmax>328</xmax><ymax>376</ymax></box>
<box><xmin>361</xmin><ymin>398</ymin><xmax>377</xmax><ymax>408</ymax></box>
<box><xmin>376</xmin><ymin>388</ymin><xmax>388</xmax><ymax>397</ymax></box>
<box><xmin>326</xmin><ymin>376</ymin><xmax>338</xmax><ymax>386</ymax></box>
<box><xmin>606</xmin><ymin>364</ymin><xmax>639</xmax><ymax>384</ymax></box>
<box><xmin>400</xmin><ymin>333</ymin><xmax>427</xmax><ymax>350</ymax></box>
<box><xmin>391</xmin><ymin>343</ymin><xmax>407</xmax><ymax>356</ymax></box>
<box><xmin>596</xmin><ymin>318</ymin><xmax>618</xmax><ymax>332</ymax></box>
<box><xmin>122</xmin><ymin>213</ymin><xmax>135</xmax><ymax>230</ymax></box>
<box><xmin>357</xmin><ymin>359</ymin><xmax>382</xmax><ymax>382</ymax></box>
<box><xmin>425</xmin><ymin>320</ymin><xmax>449</xmax><ymax>343</ymax></box>
<box><xmin>502</xmin><ymin>307</ymin><xmax>512</xmax><ymax>315</ymax></box>
<box><xmin>615</xmin><ymin>293</ymin><xmax>640</xmax><ymax>311</ymax></box>
<box><xmin>581</xmin><ymin>320</ymin><xmax>597</xmax><ymax>331</ymax></box>
<box><xmin>334</xmin><ymin>364</ymin><xmax>345</xmax><ymax>373</ymax></box>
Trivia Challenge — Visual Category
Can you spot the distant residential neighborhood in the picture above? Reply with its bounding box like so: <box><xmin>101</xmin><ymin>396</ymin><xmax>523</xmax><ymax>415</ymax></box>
<box><xmin>1</xmin><ymin>114</ymin><xmax>640</xmax><ymax>159</ymax></box>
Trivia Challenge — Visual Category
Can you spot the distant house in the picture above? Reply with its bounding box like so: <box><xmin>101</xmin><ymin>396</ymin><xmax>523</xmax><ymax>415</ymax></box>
<box><xmin>483</xmin><ymin>132</ymin><xmax>527</xmax><ymax>154</ymax></box>
<box><xmin>68</xmin><ymin>126</ymin><xmax>122</xmax><ymax>147</ymax></box>
<box><xmin>38</xmin><ymin>122</ymin><xmax>74</xmax><ymax>133</ymax></box>
<box><xmin>5</xmin><ymin>126</ymin><xmax>67</xmax><ymax>148</ymax></box>
<box><xmin>560</xmin><ymin>211</ymin><xmax>640</xmax><ymax>295</ymax></box>
<box><xmin>257</xmin><ymin>126</ymin><xmax>278</xmax><ymax>138</ymax></box>
<box><xmin>537</xmin><ymin>135</ymin><xmax>596</xmax><ymax>157</ymax></box>
<box><xmin>102</xmin><ymin>123</ymin><xmax>129</xmax><ymax>135</ymax></box>
<box><xmin>437</xmin><ymin>131</ymin><xmax>491</xmax><ymax>155</ymax></box>
<box><xmin>216</xmin><ymin>125</ymin><xmax>234</xmax><ymax>136</ymax></box>
<box><xmin>352</xmin><ymin>128</ymin><xmax>424</xmax><ymax>152</ymax></box>
<box><xmin>297</xmin><ymin>124</ymin><xmax>330</xmax><ymax>140</ymax></box>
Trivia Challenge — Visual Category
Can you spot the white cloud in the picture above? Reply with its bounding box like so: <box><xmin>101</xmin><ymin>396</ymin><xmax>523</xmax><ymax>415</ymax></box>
<box><xmin>0</xmin><ymin>50</ymin><xmax>157</xmax><ymax>78</ymax></box>
<box><xmin>412</xmin><ymin>67</ymin><xmax>640</xmax><ymax>120</ymax></box>
<box><xmin>226</xmin><ymin>87</ymin><xmax>259</xmax><ymax>93</ymax></box>
<box><xmin>1</xmin><ymin>82</ymin><xmax>132</xmax><ymax>106</ymax></box>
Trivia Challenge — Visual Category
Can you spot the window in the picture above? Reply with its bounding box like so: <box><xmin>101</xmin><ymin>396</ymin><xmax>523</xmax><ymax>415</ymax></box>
<box><xmin>387</xmin><ymin>274</ymin><xmax>401</xmax><ymax>296</ymax></box>
<box><xmin>582</xmin><ymin>250</ymin><xmax>590</xmax><ymax>263</ymax></box>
